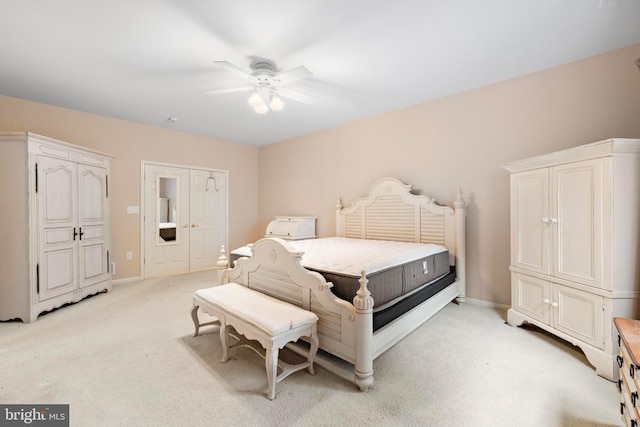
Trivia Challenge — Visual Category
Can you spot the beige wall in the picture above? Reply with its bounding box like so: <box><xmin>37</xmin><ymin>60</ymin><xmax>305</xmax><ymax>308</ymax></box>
<box><xmin>0</xmin><ymin>96</ymin><xmax>259</xmax><ymax>280</ymax></box>
<box><xmin>258</xmin><ymin>44</ymin><xmax>640</xmax><ymax>305</ymax></box>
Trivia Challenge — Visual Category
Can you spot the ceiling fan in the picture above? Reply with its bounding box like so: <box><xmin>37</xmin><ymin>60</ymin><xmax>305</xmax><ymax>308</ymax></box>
<box><xmin>205</xmin><ymin>60</ymin><xmax>318</xmax><ymax>113</ymax></box>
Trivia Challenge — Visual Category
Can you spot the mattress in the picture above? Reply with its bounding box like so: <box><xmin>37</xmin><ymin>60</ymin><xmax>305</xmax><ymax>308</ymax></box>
<box><xmin>230</xmin><ymin>237</ymin><xmax>452</xmax><ymax>311</ymax></box>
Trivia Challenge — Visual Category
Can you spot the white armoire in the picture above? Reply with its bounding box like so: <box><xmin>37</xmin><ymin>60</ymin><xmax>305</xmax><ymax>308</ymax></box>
<box><xmin>502</xmin><ymin>138</ymin><xmax>640</xmax><ymax>381</ymax></box>
<box><xmin>0</xmin><ymin>132</ymin><xmax>112</xmax><ymax>322</ymax></box>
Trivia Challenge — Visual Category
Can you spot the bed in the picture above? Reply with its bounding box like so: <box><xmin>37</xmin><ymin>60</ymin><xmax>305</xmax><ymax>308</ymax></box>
<box><xmin>220</xmin><ymin>177</ymin><xmax>466</xmax><ymax>390</ymax></box>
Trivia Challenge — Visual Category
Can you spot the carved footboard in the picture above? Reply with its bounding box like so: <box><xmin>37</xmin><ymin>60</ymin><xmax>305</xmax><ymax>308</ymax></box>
<box><xmin>221</xmin><ymin>237</ymin><xmax>376</xmax><ymax>390</ymax></box>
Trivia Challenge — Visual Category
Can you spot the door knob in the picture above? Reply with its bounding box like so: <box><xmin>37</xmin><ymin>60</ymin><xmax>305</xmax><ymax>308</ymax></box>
<box><xmin>181</xmin><ymin>224</ymin><xmax>189</xmax><ymax>228</ymax></box>
<box><xmin>191</xmin><ymin>224</ymin><xmax>199</xmax><ymax>228</ymax></box>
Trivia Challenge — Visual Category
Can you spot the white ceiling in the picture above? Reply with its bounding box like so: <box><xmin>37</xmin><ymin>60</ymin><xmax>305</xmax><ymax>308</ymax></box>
<box><xmin>1</xmin><ymin>1</ymin><xmax>639</xmax><ymax>147</ymax></box>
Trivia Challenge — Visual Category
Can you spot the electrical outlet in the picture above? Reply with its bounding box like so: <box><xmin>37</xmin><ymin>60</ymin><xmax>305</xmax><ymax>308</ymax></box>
<box><xmin>126</xmin><ymin>251</ymin><xmax>133</xmax><ymax>260</ymax></box>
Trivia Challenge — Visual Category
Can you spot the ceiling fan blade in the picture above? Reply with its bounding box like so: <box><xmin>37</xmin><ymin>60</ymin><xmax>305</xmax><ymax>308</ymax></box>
<box><xmin>214</xmin><ymin>61</ymin><xmax>255</xmax><ymax>82</ymax></box>
<box><xmin>272</xmin><ymin>66</ymin><xmax>313</xmax><ymax>86</ymax></box>
<box><xmin>276</xmin><ymin>87</ymin><xmax>318</xmax><ymax>106</ymax></box>
<box><xmin>204</xmin><ymin>86</ymin><xmax>254</xmax><ymax>95</ymax></box>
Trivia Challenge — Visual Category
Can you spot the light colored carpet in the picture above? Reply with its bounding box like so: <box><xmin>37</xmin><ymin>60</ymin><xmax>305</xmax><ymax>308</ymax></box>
<box><xmin>0</xmin><ymin>270</ymin><xmax>622</xmax><ymax>427</ymax></box>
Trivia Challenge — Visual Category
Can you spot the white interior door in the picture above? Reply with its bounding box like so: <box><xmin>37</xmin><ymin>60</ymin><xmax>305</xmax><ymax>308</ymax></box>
<box><xmin>189</xmin><ymin>169</ymin><xmax>227</xmax><ymax>271</ymax></box>
<box><xmin>144</xmin><ymin>164</ymin><xmax>190</xmax><ymax>278</ymax></box>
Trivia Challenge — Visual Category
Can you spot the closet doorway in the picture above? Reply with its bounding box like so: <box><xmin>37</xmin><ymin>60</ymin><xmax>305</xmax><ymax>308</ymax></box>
<box><xmin>142</xmin><ymin>162</ymin><xmax>228</xmax><ymax>278</ymax></box>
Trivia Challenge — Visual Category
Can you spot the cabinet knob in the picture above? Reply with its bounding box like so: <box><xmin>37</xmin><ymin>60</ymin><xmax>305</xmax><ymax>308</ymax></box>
<box><xmin>541</xmin><ymin>218</ymin><xmax>550</xmax><ymax>224</ymax></box>
<box><xmin>191</xmin><ymin>224</ymin><xmax>199</xmax><ymax>228</ymax></box>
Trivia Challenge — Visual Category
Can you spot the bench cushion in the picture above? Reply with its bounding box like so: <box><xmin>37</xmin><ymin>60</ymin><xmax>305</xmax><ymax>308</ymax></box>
<box><xmin>195</xmin><ymin>283</ymin><xmax>318</xmax><ymax>336</ymax></box>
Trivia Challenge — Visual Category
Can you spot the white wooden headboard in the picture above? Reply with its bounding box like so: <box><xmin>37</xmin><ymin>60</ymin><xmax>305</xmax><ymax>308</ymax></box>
<box><xmin>335</xmin><ymin>177</ymin><xmax>466</xmax><ymax>300</ymax></box>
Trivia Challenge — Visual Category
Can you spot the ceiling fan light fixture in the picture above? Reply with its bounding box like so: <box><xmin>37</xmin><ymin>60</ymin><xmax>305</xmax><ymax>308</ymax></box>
<box><xmin>269</xmin><ymin>95</ymin><xmax>284</xmax><ymax>111</ymax></box>
<box><xmin>248</xmin><ymin>92</ymin><xmax>263</xmax><ymax>107</ymax></box>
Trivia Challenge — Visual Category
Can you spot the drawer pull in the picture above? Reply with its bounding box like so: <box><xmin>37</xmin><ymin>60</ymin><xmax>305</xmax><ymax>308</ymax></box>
<box><xmin>632</xmin><ymin>364</ymin><xmax>636</xmax><ymax>378</ymax></box>
<box><xmin>618</xmin><ymin>379</ymin><xmax>624</xmax><ymax>392</ymax></box>
<box><xmin>618</xmin><ymin>355</ymin><xmax>624</xmax><ymax>368</ymax></box>
<box><xmin>632</xmin><ymin>420</ymin><xmax>638</xmax><ymax>427</ymax></box>
<box><xmin>622</xmin><ymin>402</ymin><xmax>626</xmax><ymax>415</ymax></box>
<box><xmin>633</xmin><ymin>392</ymin><xmax>639</xmax><ymax>407</ymax></box>
<box><xmin>619</xmin><ymin>335</ymin><xmax>622</xmax><ymax>347</ymax></box>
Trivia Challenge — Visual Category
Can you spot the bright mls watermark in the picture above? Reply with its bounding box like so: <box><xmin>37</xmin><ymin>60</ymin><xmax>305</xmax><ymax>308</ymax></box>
<box><xmin>0</xmin><ymin>405</ymin><xmax>69</xmax><ymax>426</ymax></box>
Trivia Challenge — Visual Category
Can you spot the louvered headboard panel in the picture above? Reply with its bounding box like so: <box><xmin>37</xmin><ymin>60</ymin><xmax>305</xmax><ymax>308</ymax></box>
<box><xmin>337</xmin><ymin>177</ymin><xmax>463</xmax><ymax>266</ymax></box>
<box><xmin>363</xmin><ymin>194</ymin><xmax>415</xmax><ymax>242</ymax></box>
<box><xmin>420</xmin><ymin>208</ymin><xmax>446</xmax><ymax>246</ymax></box>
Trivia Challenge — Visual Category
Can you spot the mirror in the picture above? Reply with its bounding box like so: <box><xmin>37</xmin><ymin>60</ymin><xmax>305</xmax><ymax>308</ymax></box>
<box><xmin>157</xmin><ymin>176</ymin><xmax>177</xmax><ymax>243</ymax></box>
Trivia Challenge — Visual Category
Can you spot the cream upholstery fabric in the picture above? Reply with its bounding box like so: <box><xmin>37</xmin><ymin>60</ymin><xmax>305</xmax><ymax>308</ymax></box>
<box><xmin>195</xmin><ymin>283</ymin><xmax>318</xmax><ymax>335</ymax></box>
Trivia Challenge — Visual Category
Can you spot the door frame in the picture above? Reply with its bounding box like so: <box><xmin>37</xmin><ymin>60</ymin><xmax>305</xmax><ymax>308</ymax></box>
<box><xmin>140</xmin><ymin>160</ymin><xmax>229</xmax><ymax>279</ymax></box>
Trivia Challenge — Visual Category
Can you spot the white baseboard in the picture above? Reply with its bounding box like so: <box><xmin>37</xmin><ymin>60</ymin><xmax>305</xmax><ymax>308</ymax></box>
<box><xmin>464</xmin><ymin>297</ymin><xmax>510</xmax><ymax>311</ymax></box>
<box><xmin>112</xmin><ymin>276</ymin><xmax>142</xmax><ymax>285</ymax></box>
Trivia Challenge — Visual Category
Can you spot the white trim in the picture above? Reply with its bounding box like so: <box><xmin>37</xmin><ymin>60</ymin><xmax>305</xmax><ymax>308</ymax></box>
<box><xmin>464</xmin><ymin>297</ymin><xmax>510</xmax><ymax>311</ymax></box>
<box><xmin>112</xmin><ymin>277</ymin><xmax>142</xmax><ymax>285</ymax></box>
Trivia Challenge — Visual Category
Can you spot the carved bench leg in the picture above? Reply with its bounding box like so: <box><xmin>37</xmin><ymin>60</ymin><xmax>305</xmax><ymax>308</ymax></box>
<box><xmin>307</xmin><ymin>329</ymin><xmax>319</xmax><ymax>376</ymax></box>
<box><xmin>266</xmin><ymin>345</ymin><xmax>279</xmax><ymax>400</ymax></box>
<box><xmin>191</xmin><ymin>305</ymin><xmax>200</xmax><ymax>337</ymax></box>
<box><xmin>220</xmin><ymin>321</ymin><xmax>230</xmax><ymax>363</ymax></box>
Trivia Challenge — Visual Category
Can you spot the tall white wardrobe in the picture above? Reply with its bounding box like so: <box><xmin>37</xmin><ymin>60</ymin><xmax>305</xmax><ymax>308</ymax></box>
<box><xmin>503</xmin><ymin>138</ymin><xmax>640</xmax><ymax>381</ymax></box>
<box><xmin>0</xmin><ymin>133</ymin><xmax>112</xmax><ymax>323</ymax></box>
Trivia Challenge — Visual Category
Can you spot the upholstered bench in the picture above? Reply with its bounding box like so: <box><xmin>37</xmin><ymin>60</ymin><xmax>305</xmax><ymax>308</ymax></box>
<box><xmin>192</xmin><ymin>283</ymin><xmax>319</xmax><ymax>400</ymax></box>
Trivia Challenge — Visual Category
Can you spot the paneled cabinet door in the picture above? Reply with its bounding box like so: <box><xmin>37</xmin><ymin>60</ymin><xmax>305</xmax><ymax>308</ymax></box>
<box><xmin>512</xmin><ymin>273</ymin><xmax>551</xmax><ymax>324</ymax></box>
<box><xmin>511</xmin><ymin>159</ymin><xmax>602</xmax><ymax>289</ymax></box>
<box><xmin>510</xmin><ymin>169</ymin><xmax>550</xmax><ymax>275</ymax></box>
<box><xmin>77</xmin><ymin>163</ymin><xmax>109</xmax><ymax>288</ymax></box>
<box><xmin>512</xmin><ymin>272</ymin><xmax>604</xmax><ymax>349</ymax></box>
<box><xmin>553</xmin><ymin>284</ymin><xmax>604</xmax><ymax>350</ymax></box>
<box><xmin>37</xmin><ymin>156</ymin><xmax>78</xmax><ymax>300</ymax></box>
<box><xmin>37</xmin><ymin>156</ymin><xmax>108</xmax><ymax>300</ymax></box>
<box><xmin>551</xmin><ymin>159</ymin><xmax>602</xmax><ymax>288</ymax></box>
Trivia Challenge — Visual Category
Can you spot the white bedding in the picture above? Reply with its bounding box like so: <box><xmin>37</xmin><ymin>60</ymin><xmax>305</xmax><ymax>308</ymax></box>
<box><xmin>231</xmin><ymin>237</ymin><xmax>447</xmax><ymax>277</ymax></box>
